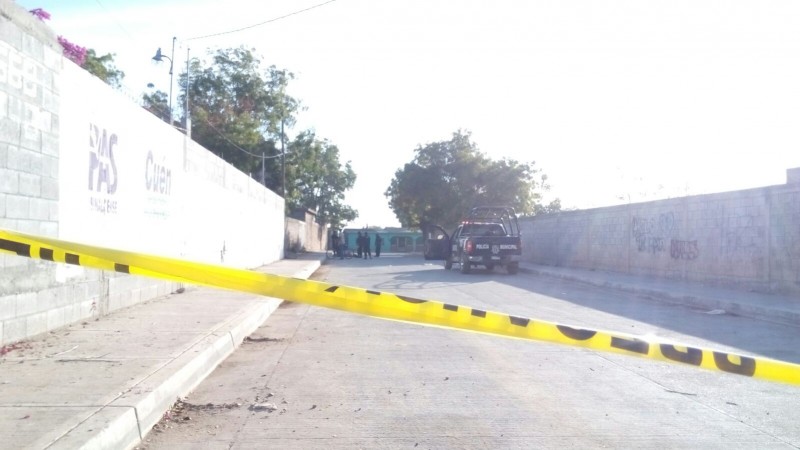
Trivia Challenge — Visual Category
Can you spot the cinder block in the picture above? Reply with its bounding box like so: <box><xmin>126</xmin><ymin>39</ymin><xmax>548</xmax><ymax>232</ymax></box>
<box><xmin>0</xmin><ymin>216</ymin><xmax>18</xmax><ymax>228</ymax></box>
<box><xmin>18</xmin><ymin>172</ymin><xmax>40</xmax><ymax>196</ymax></box>
<box><xmin>73</xmin><ymin>301</ymin><xmax>94</xmax><ymax>322</ymax></box>
<box><xmin>28</xmin><ymin>198</ymin><xmax>50</xmax><ymax>220</ymax></box>
<box><xmin>5</xmin><ymin>194</ymin><xmax>28</xmax><ymax>218</ymax></box>
<box><xmin>0</xmin><ymin>116</ymin><xmax>20</xmax><ymax>143</ymax></box>
<box><xmin>41</xmin><ymin>130</ymin><xmax>57</xmax><ymax>156</ymax></box>
<box><xmin>15</xmin><ymin>219</ymin><xmax>40</xmax><ymax>234</ymax></box>
<box><xmin>42</xmin><ymin>46</ymin><xmax>62</xmax><ymax>73</ymax></box>
<box><xmin>0</xmin><ymin>294</ymin><xmax>16</xmax><ymax>321</ymax></box>
<box><xmin>25</xmin><ymin>311</ymin><xmax>47</xmax><ymax>336</ymax></box>
<box><xmin>41</xmin><ymin>87</ymin><xmax>58</xmax><ymax>114</ymax></box>
<box><xmin>108</xmin><ymin>291</ymin><xmax>132</xmax><ymax>312</ymax></box>
<box><xmin>40</xmin><ymin>175</ymin><xmax>57</xmax><ymax>199</ymax></box>
<box><xmin>6</xmin><ymin>144</ymin><xmax>32</xmax><ymax>172</ymax></box>
<box><xmin>20</xmin><ymin>123</ymin><xmax>40</xmax><ymax>150</ymax></box>
<box><xmin>2</xmin><ymin>316</ymin><xmax>26</xmax><ymax>344</ymax></box>
<box><xmin>0</xmin><ymin>91</ymin><xmax>7</xmax><ymax>117</ymax></box>
<box><xmin>86</xmin><ymin>278</ymin><xmax>105</xmax><ymax>297</ymax></box>
<box><xmin>39</xmin><ymin>220</ymin><xmax>56</xmax><ymax>237</ymax></box>
<box><xmin>0</xmin><ymin>252</ymin><xmax>27</xmax><ymax>269</ymax></box>
<box><xmin>48</xmin><ymin>199</ymin><xmax>57</xmax><ymax>221</ymax></box>
<box><xmin>6</xmin><ymin>93</ymin><xmax>22</xmax><ymax>121</ymax></box>
<box><xmin>63</xmin><ymin>302</ymin><xmax>80</xmax><ymax>324</ymax></box>
<box><xmin>41</xmin><ymin>154</ymin><xmax>57</xmax><ymax>178</ymax></box>
<box><xmin>15</xmin><ymin>291</ymin><xmax>38</xmax><ymax>316</ymax></box>
<box><xmin>7</xmin><ymin>62</ymin><xmax>22</xmax><ymax>92</ymax></box>
<box><xmin>37</xmin><ymin>284</ymin><xmax>69</xmax><ymax>310</ymax></box>
<box><xmin>29</xmin><ymin>105</ymin><xmax>51</xmax><ymax>132</ymax></box>
<box><xmin>22</xmin><ymin>73</ymin><xmax>37</xmax><ymax>100</ymax></box>
<box><xmin>0</xmin><ymin>167</ymin><xmax>19</xmax><ymax>193</ymax></box>
<box><xmin>0</xmin><ymin>53</ymin><xmax>7</xmax><ymax>87</ymax></box>
<box><xmin>46</xmin><ymin>306</ymin><xmax>66</xmax><ymax>330</ymax></box>
<box><xmin>72</xmin><ymin>282</ymin><xmax>89</xmax><ymax>303</ymax></box>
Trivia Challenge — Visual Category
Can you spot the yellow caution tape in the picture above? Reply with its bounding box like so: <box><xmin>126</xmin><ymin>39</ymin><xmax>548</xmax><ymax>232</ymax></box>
<box><xmin>1</xmin><ymin>227</ymin><xmax>799</xmax><ymax>386</ymax></box>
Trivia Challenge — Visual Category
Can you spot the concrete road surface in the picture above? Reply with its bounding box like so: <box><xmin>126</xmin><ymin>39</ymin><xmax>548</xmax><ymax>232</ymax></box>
<box><xmin>141</xmin><ymin>254</ymin><xmax>800</xmax><ymax>449</ymax></box>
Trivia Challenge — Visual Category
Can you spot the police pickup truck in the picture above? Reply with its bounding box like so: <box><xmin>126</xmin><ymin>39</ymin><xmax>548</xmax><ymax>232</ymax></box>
<box><xmin>425</xmin><ymin>206</ymin><xmax>522</xmax><ymax>274</ymax></box>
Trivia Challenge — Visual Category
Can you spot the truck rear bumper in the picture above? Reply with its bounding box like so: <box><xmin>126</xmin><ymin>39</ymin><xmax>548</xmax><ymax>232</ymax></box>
<box><xmin>467</xmin><ymin>254</ymin><xmax>521</xmax><ymax>264</ymax></box>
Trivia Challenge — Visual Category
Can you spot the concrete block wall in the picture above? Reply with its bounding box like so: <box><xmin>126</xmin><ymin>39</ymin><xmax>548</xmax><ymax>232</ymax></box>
<box><xmin>520</xmin><ymin>180</ymin><xmax>800</xmax><ymax>295</ymax></box>
<box><xmin>0</xmin><ymin>2</ymin><xmax>80</xmax><ymax>344</ymax></box>
<box><xmin>285</xmin><ymin>209</ymin><xmax>328</xmax><ymax>254</ymax></box>
<box><xmin>0</xmin><ymin>1</ymin><xmax>285</xmax><ymax>345</ymax></box>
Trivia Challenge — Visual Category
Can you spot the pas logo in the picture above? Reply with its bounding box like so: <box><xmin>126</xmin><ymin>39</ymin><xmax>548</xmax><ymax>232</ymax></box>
<box><xmin>492</xmin><ymin>245</ymin><xmax>500</xmax><ymax>254</ymax></box>
<box><xmin>87</xmin><ymin>124</ymin><xmax>119</xmax><ymax>214</ymax></box>
<box><xmin>88</xmin><ymin>124</ymin><xmax>118</xmax><ymax>194</ymax></box>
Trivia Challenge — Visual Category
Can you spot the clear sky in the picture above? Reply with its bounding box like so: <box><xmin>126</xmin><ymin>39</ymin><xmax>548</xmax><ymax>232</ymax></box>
<box><xmin>15</xmin><ymin>0</ymin><xmax>800</xmax><ymax>228</ymax></box>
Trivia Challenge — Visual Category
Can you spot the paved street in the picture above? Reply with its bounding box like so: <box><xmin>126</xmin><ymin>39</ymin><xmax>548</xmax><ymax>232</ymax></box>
<box><xmin>141</xmin><ymin>254</ymin><xmax>800</xmax><ymax>449</ymax></box>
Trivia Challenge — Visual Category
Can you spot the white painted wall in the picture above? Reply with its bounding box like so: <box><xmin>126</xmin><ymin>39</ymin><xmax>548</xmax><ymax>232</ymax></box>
<box><xmin>58</xmin><ymin>63</ymin><xmax>284</xmax><ymax>267</ymax></box>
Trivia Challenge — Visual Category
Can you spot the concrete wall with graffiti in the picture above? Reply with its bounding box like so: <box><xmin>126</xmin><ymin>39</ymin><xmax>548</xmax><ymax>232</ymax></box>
<box><xmin>520</xmin><ymin>174</ymin><xmax>800</xmax><ymax>295</ymax></box>
<box><xmin>0</xmin><ymin>2</ymin><xmax>284</xmax><ymax>345</ymax></box>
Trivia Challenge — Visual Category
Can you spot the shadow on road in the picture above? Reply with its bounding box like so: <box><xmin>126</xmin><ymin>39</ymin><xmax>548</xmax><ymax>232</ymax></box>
<box><xmin>320</xmin><ymin>253</ymin><xmax>800</xmax><ymax>365</ymax></box>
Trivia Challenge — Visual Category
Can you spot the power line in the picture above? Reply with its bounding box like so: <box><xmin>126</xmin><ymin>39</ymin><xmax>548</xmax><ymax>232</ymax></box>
<box><xmin>186</xmin><ymin>0</ymin><xmax>338</xmax><ymax>41</ymax></box>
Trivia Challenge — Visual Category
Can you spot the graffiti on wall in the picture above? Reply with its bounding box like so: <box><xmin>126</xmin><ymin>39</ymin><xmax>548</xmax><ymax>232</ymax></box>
<box><xmin>670</xmin><ymin>239</ymin><xmax>699</xmax><ymax>260</ymax></box>
<box><xmin>723</xmin><ymin>214</ymin><xmax>761</xmax><ymax>257</ymax></box>
<box><xmin>632</xmin><ymin>212</ymin><xmax>676</xmax><ymax>254</ymax></box>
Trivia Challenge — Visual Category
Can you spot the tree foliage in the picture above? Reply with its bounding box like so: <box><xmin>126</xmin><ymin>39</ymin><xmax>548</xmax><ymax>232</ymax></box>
<box><xmin>83</xmin><ymin>49</ymin><xmax>125</xmax><ymax>88</ymax></box>
<box><xmin>141</xmin><ymin>89</ymin><xmax>169</xmax><ymax>122</ymax></box>
<box><xmin>177</xmin><ymin>47</ymin><xmax>357</xmax><ymax>225</ymax></box>
<box><xmin>385</xmin><ymin>130</ymin><xmax>558</xmax><ymax>230</ymax></box>
<box><xmin>286</xmin><ymin>131</ymin><xmax>357</xmax><ymax>227</ymax></box>
<box><xmin>180</xmin><ymin>47</ymin><xmax>295</xmax><ymax>178</ymax></box>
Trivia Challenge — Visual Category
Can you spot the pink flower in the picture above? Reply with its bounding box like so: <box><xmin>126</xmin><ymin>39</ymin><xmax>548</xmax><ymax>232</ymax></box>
<box><xmin>58</xmin><ymin>36</ymin><xmax>87</xmax><ymax>66</ymax></box>
<box><xmin>29</xmin><ymin>8</ymin><xmax>51</xmax><ymax>21</ymax></box>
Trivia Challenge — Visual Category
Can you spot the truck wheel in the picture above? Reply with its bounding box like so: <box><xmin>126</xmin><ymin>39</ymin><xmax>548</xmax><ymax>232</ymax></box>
<box><xmin>460</xmin><ymin>254</ymin><xmax>471</xmax><ymax>274</ymax></box>
<box><xmin>507</xmin><ymin>262</ymin><xmax>519</xmax><ymax>274</ymax></box>
<box><xmin>444</xmin><ymin>258</ymin><xmax>453</xmax><ymax>270</ymax></box>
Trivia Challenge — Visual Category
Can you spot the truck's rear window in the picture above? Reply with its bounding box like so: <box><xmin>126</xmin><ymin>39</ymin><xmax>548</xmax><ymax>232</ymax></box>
<box><xmin>462</xmin><ymin>223</ymin><xmax>505</xmax><ymax>236</ymax></box>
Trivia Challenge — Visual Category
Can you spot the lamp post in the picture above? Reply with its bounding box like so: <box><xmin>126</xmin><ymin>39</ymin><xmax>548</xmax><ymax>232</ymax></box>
<box><xmin>185</xmin><ymin>46</ymin><xmax>191</xmax><ymax>138</ymax></box>
<box><xmin>152</xmin><ymin>36</ymin><xmax>176</xmax><ymax>125</ymax></box>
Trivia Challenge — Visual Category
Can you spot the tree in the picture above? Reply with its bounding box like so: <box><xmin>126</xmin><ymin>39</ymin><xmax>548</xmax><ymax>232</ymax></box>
<box><xmin>285</xmin><ymin>131</ymin><xmax>357</xmax><ymax>227</ymax></box>
<box><xmin>179</xmin><ymin>47</ymin><xmax>299</xmax><ymax>183</ymax></box>
<box><xmin>83</xmin><ymin>49</ymin><xmax>125</xmax><ymax>88</ymax></box>
<box><xmin>141</xmin><ymin>89</ymin><xmax>169</xmax><ymax>122</ymax></box>
<box><xmin>385</xmin><ymin>130</ymin><xmax>557</xmax><ymax>229</ymax></box>
<box><xmin>176</xmin><ymin>47</ymin><xmax>358</xmax><ymax>224</ymax></box>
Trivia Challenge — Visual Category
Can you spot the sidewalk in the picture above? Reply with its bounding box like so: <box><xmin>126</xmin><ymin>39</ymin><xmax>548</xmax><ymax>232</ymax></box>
<box><xmin>0</xmin><ymin>253</ymin><xmax>324</xmax><ymax>450</ymax></box>
<box><xmin>518</xmin><ymin>262</ymin><xmax>800</xmax><ymax>327</ymax></box>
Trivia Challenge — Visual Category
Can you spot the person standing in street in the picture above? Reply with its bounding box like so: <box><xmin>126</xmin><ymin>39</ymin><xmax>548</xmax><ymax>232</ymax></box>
<box><xmin>364</xmin><ymin>233</ymin><xmax>372</xmax><ymax>259</ymax></box>
<box><xmin>330</xmin><ymin>229</ymin><xmax>340</xmax><ymax>258</ymax></box>
<box><xmin>375</xmin><ymin>233</ymin><xmax>383</xmax><ymax>257</ymax></box>
<box><xmin>356</xmin><ymin>231</ymin><xmax>363</xmax><ymax>258</ymax></box>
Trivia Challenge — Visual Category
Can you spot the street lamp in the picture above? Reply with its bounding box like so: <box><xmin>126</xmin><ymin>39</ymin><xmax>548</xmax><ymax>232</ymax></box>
<box><xmin>152</xmin><ymin>36</ymin><xmax>176</xmax><ymax>125</ymax></box>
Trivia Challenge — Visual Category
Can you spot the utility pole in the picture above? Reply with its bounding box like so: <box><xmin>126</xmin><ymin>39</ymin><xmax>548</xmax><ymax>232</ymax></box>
<box><xmin>185</xmin><ymin>46</ymin><xmax>191</xmax><ymax>138</ymax></box>
<box><xmin>261</xmin><ymin>150</ymin><xmax>266</xmax><ymax>186</ymax></box>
